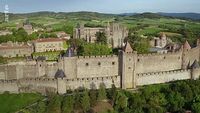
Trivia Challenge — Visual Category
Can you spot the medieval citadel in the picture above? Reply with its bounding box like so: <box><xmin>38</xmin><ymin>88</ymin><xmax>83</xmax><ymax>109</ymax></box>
<box><xmin>0</xmin><ymin>23</ymin><xmax>200</xmax><ymax>95</ymax></box>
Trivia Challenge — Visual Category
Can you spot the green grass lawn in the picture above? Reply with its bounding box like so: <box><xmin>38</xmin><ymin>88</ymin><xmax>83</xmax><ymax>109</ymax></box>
<box><xmin>0</xmin><ymin>93</ymin><xmax>43</xmax><ymax>113</ymax></box>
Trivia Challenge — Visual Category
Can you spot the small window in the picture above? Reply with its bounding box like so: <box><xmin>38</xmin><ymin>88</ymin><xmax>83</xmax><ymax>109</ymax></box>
<box><xmin>98</xmin><ymin>62</ymin><xmax>101</xmax><ymax>66</ymax></box>
<box><xmin>112</xmin><ymin>62</ymin><xmax>115</xmax><ymax>65</ymax></box>
<box><xmin>86</xmin><ymin>63</ymin><xmax>89</xmax><ymax>66</ymax></box>
<box><xmin>164</xmin><ymin>56</ymin><xmax>166</xmax><ymax>59</ymax></box>
<box><xmin>137</xmin><ymin>59</ymin><xmax>140</xmax><ymax>62</ymax></box>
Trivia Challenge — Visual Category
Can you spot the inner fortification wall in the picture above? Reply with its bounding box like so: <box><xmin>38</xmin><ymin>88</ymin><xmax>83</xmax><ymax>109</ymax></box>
<box><xmin>63</xmin><ymin>55</ymin><xmax>119</xmax><ymax>79</ymax></box>
<box><xmin>136</xmin><ymin>51</ymin><xmax>182</xmax><ymax>73</ymax></box>
<box><xmin>46</xmin><ymin>63</ymin><xmax>59</xmax><ymax>78</ymax></box>
<box><xmin>136</xmin><ymin>69</ymin><xmax>191</xmax><ymax>86</ymax></box>
<box><xmin>183</xmin><ymin>47</ymin><xmax>200</xmax><ymax>67</ymax></box>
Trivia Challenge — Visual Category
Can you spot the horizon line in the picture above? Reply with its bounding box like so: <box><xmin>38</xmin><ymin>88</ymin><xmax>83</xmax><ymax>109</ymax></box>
<box><xmin>1</xmin><ymin>10</ymin><xmax>200</xmax><ymax>15</ymax></box>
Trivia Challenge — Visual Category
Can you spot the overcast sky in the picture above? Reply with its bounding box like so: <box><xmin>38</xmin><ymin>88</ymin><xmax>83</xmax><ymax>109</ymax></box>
<box><xmin>0</xmin><ymin>0</ymin><xmax>200</xmax><ymax>14</ymax></box>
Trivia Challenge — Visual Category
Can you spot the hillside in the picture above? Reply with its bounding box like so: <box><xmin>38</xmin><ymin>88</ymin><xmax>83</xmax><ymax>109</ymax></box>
<box><xmin>159</xmin><ymin>13</ymin><xmax>200</xmax><ymax>20</ymax></box>
<box><xmin>0</xmin><ymin>11</ymin><xmax>200</xmax><ymax>44</ymax></box>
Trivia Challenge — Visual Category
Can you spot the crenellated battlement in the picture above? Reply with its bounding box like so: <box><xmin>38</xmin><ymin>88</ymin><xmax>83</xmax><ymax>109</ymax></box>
<box><xmin>20</xmin><ymin>78</ymin><xmax>57</xmax><ymax>82</ymax></box>
<box><xmin>137</xmin><ymin>69</ymin><xmax>190</xmax><ymax>77</ymax></box>
<box><xmin>77</xmin><ymin>55</ymin><xmax>118</xmax><ymax>59</ymax></box>
<box><xmin>64</xmin><ymin>75</ymin><xmax>119</xmax><ymax>82</ymax></box>
<box><xmin>0</xmin><ymin>80</ymin><xmax>17</xmax><ymax>84</ymax></box>
<box><xmin>138</xmin><ymin>50</ymin><xmax>182</xmax><ymax>57</ymax></box>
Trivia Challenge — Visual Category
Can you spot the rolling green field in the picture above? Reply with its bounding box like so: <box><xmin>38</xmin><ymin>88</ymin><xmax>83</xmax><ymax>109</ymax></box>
<box><xmin>0</xmin><ymin>12</ymin><xmax>199</xmax><ymax>40</ymax></box>
<box><xmin>0</xmin><ymin>93</ymin><xmax>43</xmax><ymax>113</ymax></box>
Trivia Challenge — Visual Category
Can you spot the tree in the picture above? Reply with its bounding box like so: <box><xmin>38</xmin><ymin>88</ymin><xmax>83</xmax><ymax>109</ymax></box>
<box><xmin>192</xmin><ymin>96</ymin><xmax>200</xmax><ymax>113</ymax></box>
<box><xmin>98</xmin><ymin>83</ymin><xmax>107</xmax><ymax>101</ymax></box>
<box><xmin>74</xmin><ymin>90</ymin><xmax>82</xmax><ymax>110</ymax></box>
<box><xmin>114</xmin><ymin>92</ymin><xmax>128</xmax><ymax>112</ymax></box>
<box><xmin>47</xmin><ymin>95</ymin><xmax>61</xmax><ymax>113</ymax></box>
<box><xmin>167</xmin><ymin>92</ymin><xmax>185</xmax><ymax>112</ymax></box>
<box><xmin>81</xmin><ymin>90</ymin><xmax>90</xmax><ymax>113</ymax></box>
<box><xmin>96</xmin><ymin>32</ymin><xmax>107</xmax><ymax>44</ymax></box>
<box><xmin>192</xmin><ymin>103</ymin><xmax>200</xmax><ymax>113</ymax></box>
<box><xmin>89</xmin><ymin>89</ymin><xmax>97</xmax><ymax>107</ymax></box>
<box><xmin>36</xmin><ymin>101</ymin><xmax>47</xmax><ymax>113</ymax></box>
<box><xmin>62</xmin><ymin>96</ymin><xmax>74</xmax><ymax>113</ymax></box>
<box><xmin>13</xmin><ymin>28</ymin><xmax>28</xmax><ymax>42</ymax></box>
<box><xmin>108</xmin><ymin>84</ymin><xmax>117</xmax><ymax>106</ymax></box>
<box><xmin>77</xmin><ymin>43</ymin><xmax>112</xmax><ymax>56</ymax></box>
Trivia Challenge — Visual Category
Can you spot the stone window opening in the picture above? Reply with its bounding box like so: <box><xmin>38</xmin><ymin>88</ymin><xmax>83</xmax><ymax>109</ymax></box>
<box><xmin>86</xmin><ymin>63</ymin><xmax>89</xmax><ymax>66</ymax></box>
<box><xmin>98</xmin><ymin>62</ymin><xmax>101</xmax><ymax>66</ymax></box>
<box><xmin>137</xmin><ymin>59</ymin><xmax>140</xmax><ymax>62</ymax></box>
<box><xmin>112</xmin><ymin>62</ymin><xmax>115</xmax><ymax>65</ymax></box>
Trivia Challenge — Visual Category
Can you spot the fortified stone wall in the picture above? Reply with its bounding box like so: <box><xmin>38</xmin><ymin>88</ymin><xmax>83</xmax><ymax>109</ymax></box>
<box><xmin>46</xmin><ymin>63</ymin><xmax>59</xmax><ymax>78</ymax></box>
<box><xmin>183</xmin><ymin>47</ymin><xmax>200</xmax><ymax>68</ymax></box>
<box><xmin>0</xmin><ymin>66</ymin><xmax>6</xmax><ymax>79</ymax></box>
<box><xmin>0</xmin><ymin>76</ymin><xmax>120</xmax><ymax>94</ymax></box>
<box><xmin>22</xmin><ymin>65</ymin><xmax>37</xmax><ymax>78</ymax></box>
<box><xmin>65</xmin><ymin>76</ymin><xmax>120</xmax><ymax>90</ymax></box>
<box><xmin>63</xmin><ymin>55</ymin><xmax>119</xmax><ymax>79</ymax></box>
<box><xmin>136</xmin><ymin>51</ymin><xmax>182</xmax><ymax>73</ymax></box>
<box><xmin>136</xmin><ymin>69</ymin><xmax>191</xmax><ymax>86</ymax></box>
<box><xmin>0</xmin><ymin>80</ymin><xmax>19</xmax><ymax>93</ymax></box>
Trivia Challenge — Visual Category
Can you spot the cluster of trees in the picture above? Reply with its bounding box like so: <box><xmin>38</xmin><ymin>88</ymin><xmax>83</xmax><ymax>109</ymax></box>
<box><xmin>39</xmin><ymin>33</ymin><xmax>57</xmax><ymax>38</ymax></box>
<box><xmin>69</xmin><ymin>32</ymin><xmax>112</xmax><ymax>56</ymax></box>
<box><xmin>77</xmin><ymin>43</ymin><xmax>112</xmax><ymax>56</ymax></box>
<box><xmin>126</xmin><ymin>32</ymin><xmax>150</xmax><ymax>54</ymax></box>
<box><xmin>20</xmin><ymin>79</ymin><xmax>200</xmax><ymax>113</ymax></box>
<box><xmin>24</xmin><ymin>83</ymin><xmax>124</xmax><ymax>113</ymax></box>
<box><xmin>124</xmin><ymin>80</ymin><xmax>200</xmax><ymax>113</ymax></box>
<box><xmin>0</xmin><ymin>28</ymin><xmax>39</xmax><ymax>43</ymax></box>
<box><xmin>158</xmin><ymin>24</ymin><xmax>200</xmax><ymax>45</ymax></box>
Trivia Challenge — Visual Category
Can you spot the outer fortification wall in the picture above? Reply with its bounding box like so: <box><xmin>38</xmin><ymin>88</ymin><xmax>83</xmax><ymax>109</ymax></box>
<box><xmin>136</xmin><ymin>51</ymin><xmax>182</xmax><ymax>73</ymax></box>
<box><xmin>0</xmin><ymin>80</ymin><xmax>19</xmax><ymax>93</ymax></box>
<box><xmin>136</xmin><ymin>69</ymin><xmax>191</xmax><ymax>86</ymax></box>
<box><xmin>65</xmin><ymin>76</ymin><xmax>120</xmax><ymax>90</ymax></box>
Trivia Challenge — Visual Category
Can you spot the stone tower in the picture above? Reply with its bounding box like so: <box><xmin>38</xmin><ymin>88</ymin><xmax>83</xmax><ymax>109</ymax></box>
<box><xmin>120</xmin><ymin>42</ymin><xmax>137</xmax><ymax>89</ymax></box>
<box><xmin>36</xmin><ymin>57</ymin><xmax>47</xmax><ymax>77</ymax></box>
<box><xmin>182</xmin><ymin>41</ymin><xmax>192</xmax><ymax>69</ymax></box>
<box><xmin>191</xmin><ymin>60</ymin><xmax>200</xmax><ymax>80</ymax></box>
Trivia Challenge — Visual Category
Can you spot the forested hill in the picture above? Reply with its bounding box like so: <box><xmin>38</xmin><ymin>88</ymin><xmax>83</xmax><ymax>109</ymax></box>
<box><xmin>0</xmin><ymin>11</ymin><xmax>117</xmax><ymax>21</ymax></box>
<box><xmin>158</xmin><ymin>13</ymin><xmax>200</xmax><ymax>20</ymax></box>
<box><xmin>0</xmin><ymin>11</ymin><xmax>200</xmax><ymax>21</ymax></box>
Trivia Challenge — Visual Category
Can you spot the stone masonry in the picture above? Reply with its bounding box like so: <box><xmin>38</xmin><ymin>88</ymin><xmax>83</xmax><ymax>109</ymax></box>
<box><xmin>0</xmin><ymin>39</ymin><xmax>200</xmax><ymax>94</ymax></box>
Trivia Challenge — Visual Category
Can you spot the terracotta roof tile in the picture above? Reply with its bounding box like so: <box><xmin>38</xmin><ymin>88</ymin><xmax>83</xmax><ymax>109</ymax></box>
<box><xmin>34</xmin><ymin>38</ymin><xmax>66</xmax><ymax>43</ymax></box>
